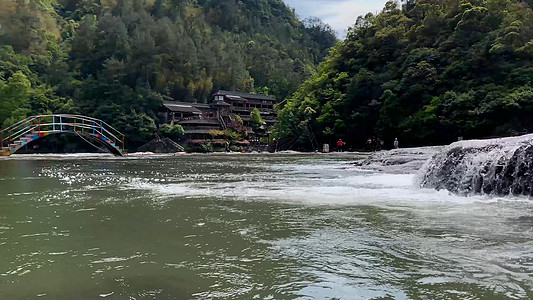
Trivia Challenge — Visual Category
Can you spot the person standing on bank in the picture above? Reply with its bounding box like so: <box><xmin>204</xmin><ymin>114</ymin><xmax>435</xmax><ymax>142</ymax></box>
<box><xmin>337</xmin><ymin>139</ymin><xmax>345</xmax><ymax>152</ymax></box>
<box><xmin>366</xmin><ymin>138</ymin><xmax>373</xmax><ymax>151</ymax></box>
<box><xmin>394</xmin><ymin>138</ymin><xmax>399</xmax><ymax>149</ymax></box>
<box><xmin>273</xmin><ymin>138</ymin><xmax>279</xmax><ymax>153</ymax></box>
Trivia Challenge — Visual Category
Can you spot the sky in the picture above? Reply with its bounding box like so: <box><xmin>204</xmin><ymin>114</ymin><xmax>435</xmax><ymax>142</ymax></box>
<box><xmin>283</xmin><ymin>0</ymin><xmax>389</xmax><ymax>38</ymax></box>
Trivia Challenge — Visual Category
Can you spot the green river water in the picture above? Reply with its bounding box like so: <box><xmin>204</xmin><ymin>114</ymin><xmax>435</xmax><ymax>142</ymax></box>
<box><xmin>0</xmin><ymin>153</ymin><xmax>532</xmax><ymax>299</ymax></box>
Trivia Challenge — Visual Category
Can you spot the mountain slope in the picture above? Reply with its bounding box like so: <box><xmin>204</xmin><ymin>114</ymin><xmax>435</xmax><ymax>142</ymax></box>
<box><xmin>0</xmin><ymin>0</ymin><xmax>336</xmax><ymax>147</ymax></box>
<box><xmin>275</xmin><ymin>0</ymin><xmax>533</xmax><ymax>150</ymax></box>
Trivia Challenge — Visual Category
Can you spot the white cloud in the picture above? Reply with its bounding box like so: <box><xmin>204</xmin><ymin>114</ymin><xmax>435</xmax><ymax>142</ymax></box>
<box><xmin>284</xmin><ymin>0</ymin><xmax>388</xmax><ymax>38</ymax></box>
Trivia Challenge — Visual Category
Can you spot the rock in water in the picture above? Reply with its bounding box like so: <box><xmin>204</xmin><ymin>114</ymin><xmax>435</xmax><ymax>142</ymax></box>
<box><xmin>137</xmin><ymin>137</ymin><xmax>184</xmax><ymax>153</ymax></box>
<box><xmin>417</xmin><ymin>135</ymin><xmax>533</xmax><ymax>196</ymax></box>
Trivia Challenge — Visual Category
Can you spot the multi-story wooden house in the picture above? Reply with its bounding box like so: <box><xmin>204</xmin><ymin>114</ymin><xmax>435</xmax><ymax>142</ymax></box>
<box><xmin>159</xmin><ymin>90</ymin><xmax>277</xmax><ymax>140</ymax></box>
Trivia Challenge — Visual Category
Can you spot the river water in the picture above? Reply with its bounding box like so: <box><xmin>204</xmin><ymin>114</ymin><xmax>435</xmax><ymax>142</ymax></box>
<box><xmin>0</xmin><ymin>153</ymin><xmax>532</xmax><ymax>299</ymax></box>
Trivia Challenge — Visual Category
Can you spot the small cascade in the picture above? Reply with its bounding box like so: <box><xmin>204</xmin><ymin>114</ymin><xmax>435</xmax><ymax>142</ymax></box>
<box><xmin>417</xmin><ymin>135</ymin><xmax>533</xmax><ymax>196</ymax></box>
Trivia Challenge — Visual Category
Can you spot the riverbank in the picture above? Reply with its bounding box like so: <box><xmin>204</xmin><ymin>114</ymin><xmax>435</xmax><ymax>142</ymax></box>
<box><xmin>0</xmin><ymin>150</ymin><xmax>368</xmax><ymax>160</ymax></box>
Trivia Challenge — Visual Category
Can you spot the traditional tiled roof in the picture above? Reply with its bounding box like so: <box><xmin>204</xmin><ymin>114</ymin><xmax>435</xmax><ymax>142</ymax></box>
<box><xmin>163</xmin><ymin>102</ymin><xmax>203</xmax><ymax>114</ymax></box>
<box><xmin>214</xmin><ymin>90</ymin><xmax>275</xmax><ymax>102</ymax></box>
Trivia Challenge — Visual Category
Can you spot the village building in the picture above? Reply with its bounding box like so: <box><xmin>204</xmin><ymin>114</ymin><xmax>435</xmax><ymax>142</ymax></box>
<box><xmin>159</xmin><ymin>90</ymin><xmax>277</xmax><ymax>140</ymax></box>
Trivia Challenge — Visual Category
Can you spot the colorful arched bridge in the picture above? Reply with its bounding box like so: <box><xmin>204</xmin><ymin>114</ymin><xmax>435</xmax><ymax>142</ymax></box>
<box><xmin>0</xmin><ymin>115</ymin><xmax>125</xmax><ymax>156</ymax></box>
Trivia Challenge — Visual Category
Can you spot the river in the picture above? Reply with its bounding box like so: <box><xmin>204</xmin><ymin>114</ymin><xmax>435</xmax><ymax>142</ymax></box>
<box><xmin>0</xmin><ymin>153</ymin><xmax>532</xmax><ymax>299</ymax></box>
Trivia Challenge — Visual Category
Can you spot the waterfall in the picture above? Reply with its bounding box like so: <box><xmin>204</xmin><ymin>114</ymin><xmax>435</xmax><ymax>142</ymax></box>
<box><xmin>417</xmin><ymin>135</ymin><xmax>533</xmax><ymax>196</ymax></box>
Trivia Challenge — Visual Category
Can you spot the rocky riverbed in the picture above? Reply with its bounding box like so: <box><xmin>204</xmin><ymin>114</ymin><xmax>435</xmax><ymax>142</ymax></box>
<box><xmin>356</xmin><ymin>135</ymin><xmax>533</xmax><ymax>197</ymax></box>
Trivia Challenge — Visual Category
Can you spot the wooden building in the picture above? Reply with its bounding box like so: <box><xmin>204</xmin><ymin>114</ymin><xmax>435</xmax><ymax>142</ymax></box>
<box><xmin>212</xmin><ymin>90</ymin><xmax>277</xmax><ymax>127</ymax></box>
<box><xmin>159</xmin><ymin>90</ymin><xmax>277</xmax><ymax>140</ymax></box>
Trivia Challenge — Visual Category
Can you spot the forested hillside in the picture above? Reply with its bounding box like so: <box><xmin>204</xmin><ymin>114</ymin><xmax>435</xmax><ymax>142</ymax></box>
<box><xmin>0</xmin><ymin>0</ymin><xmax>335</xmax><ymax>147</ymax></box>
<box><xmin>276</xmin><ymin>0</ymin><xmax>533</xmax><ymax>149</ymax></box>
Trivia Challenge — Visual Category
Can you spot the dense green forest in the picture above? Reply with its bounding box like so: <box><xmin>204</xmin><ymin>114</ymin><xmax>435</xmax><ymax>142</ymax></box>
<box><xmin>0</xmin><ymin>0</ymin><xmax>335</xmax><ymax>147</ymax></box>
<box><xmin>275</xmin><ymin>0</ymin><xmax>533</xmax><ymax>149</ymax></box>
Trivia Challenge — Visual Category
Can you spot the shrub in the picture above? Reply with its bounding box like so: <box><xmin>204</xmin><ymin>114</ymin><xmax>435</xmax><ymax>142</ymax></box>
<box><xmin>224</xmin><ymin>129</ymin><xmax>242</xmax><ymax>140</ymax></box>
<box><xmin>199</xmin><ymin>143</ymin><xmax>214</xmax><ymax>153</ymax></box>
<box><xmin>250</xmin><ymin>108</ymin><xmax>264</xmax><ymax>128</ymax></box>
<box><xmin>187</xmin><ymin>140</ymin><xmax>213</xmax><ymax>153</ymax></box>
<box><xmin>235</xmin><ymin>115</ymin><xmax>243</xmax><ymax>125</ymax></box>
<box><xmin>230</xmin><ymin>145</ymin><xmax>242</xmax><ymax>152</ymax></box>
<box><xmin>209</xmin><ymin>130</ymin><xmax>225</xmax><ymax>139</ymax></box>
<box><xmin>161</xmin><ymin>124</ymin><xmax>185</xmax><ymax>141</ymax></box>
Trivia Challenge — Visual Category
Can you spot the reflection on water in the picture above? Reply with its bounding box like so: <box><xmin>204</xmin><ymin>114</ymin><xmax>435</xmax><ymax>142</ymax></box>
<box><xmin>0</xmin><ymin>153</ymin><xmax>532</xmax><ymax>299</ymax></box>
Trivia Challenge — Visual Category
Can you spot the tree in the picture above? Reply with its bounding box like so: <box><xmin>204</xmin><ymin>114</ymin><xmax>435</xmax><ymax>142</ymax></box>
<box><xmin>160</xmin><ymin>124</ymin><xmax>185</xmax><ymax>141</ymax></box>
<box><xmin>0</xmin><ymin>72</ymin><xmax>32</xmax><ymax>127</ymax></box>
<box><xmin>250</xmin><ymin>108</ymin><xmax>264</xmax><ymax>128</ymax></box>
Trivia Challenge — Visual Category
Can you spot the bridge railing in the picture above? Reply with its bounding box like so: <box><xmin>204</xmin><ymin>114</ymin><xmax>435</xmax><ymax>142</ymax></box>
<box><xmin>1</xmin><ymin>115</ymin><xmax>125</xmax><ymax>153</ymax></box>
<box><xmin>1</xmin><ymin>116</ymin><xmax>39</xmax><ymax>147</ymax></box>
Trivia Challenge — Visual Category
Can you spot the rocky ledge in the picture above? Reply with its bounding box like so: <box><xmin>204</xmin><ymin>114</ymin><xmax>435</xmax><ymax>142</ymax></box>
<box><xmin>416</xmin><ymin>135</ymin><xmax>533</xmax><ymax>196</ymax></box>
<box><xmin>354</xmin><ymin>147</ymin><xmax>443</xmax><ymax>174</ymax></box>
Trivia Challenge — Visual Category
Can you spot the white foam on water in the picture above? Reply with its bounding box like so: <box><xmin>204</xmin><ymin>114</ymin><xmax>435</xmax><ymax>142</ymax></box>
<box><xmin>340</xmin><ymin>173</ymin><xmax>415</xmax><ymax>187</ymax></box>
<box><xmin>30</xmin><ymin>151</ymin><xmax>529</xmax><ymax>207</ymax></box>
<box><xmin>91</xmin><ymin>254</ymin><xmax>142</xmax><ymax>264</ymax></box>
<box><xmin>99</xmin><ymin>292</ymin><xmax>114</xmax><ymax>298</ymax></box>
<box><xmin>122</xmin><ymin>170</ymin><xmax>509</xmax><ymax>207</ymax></box>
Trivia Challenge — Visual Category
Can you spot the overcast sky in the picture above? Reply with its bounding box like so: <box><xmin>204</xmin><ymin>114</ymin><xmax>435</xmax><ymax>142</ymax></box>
<box><xmin>283</xmin><ymin>0</ymin><xmax>389</xmax><ymax>38</ymax></box>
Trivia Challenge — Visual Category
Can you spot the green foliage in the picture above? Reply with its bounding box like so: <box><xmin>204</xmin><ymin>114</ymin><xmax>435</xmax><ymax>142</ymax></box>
<box><xmin>160</xmin><ymin>124</ymin><xmax>185</xmax><ymax>141</ymax></box>
<box><xmin>254</xmin><ymin>86</ymin><xmax>271</xmax><ymax>96</ymax></box>
<box><xmin>223</xmin><ymin>129</ymin><xmax>242</xmax><ymax>141</ymax></box>
<box><xmin>278</xmin><ymin>0</ymin><xmax>533</xmax><ymax>149</ymax></box>
<box><xmin>211</xmin><ymin>128</ymin><xmax>243</xmax><ymax>141</ymax></box>
<box><xmin>0</xmin><ymin>71</ymin><xmax>32</xmax><ymax>127</ymax></box>
<box><xmin>209</xmin><ymin>130</ymin><xmax>226</xmax><ymax>139</ymax></box>
<box><xmin>235</xmin><ymin>115</ymin><xmax>243</xmax><ymax>125</ymax></box>
<box><xmin>250</xmin><ymin>108</ymin><xmax>264</xmax><ymax>128</ymax></box>
<box><xmin>115</xmin><ymin>110</ymin><xmax>157</xmax><ymax>148</ymax></box>
<box><xmin>199</xmin><ymin>143</ymin><xmax>214</xmax><ymax>153</ymax></box>
<box><xmin>0</xmin><ymin>0</ymin><xmax>335</xmax><ymax>149</ymax></box>
<box><xmin>229</xmin><ymin>145</ymin><xmax>242</xmax><ymax>152</ymax></box>
<box><xmin>187</xmin><ymin>140</ymin><xmax>214</xmax><ymax>153</ymax></box>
